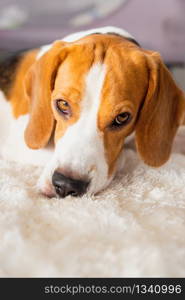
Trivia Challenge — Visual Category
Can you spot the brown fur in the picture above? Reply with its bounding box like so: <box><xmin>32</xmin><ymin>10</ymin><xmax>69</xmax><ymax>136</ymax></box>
<box><xmin>98</xmin><ymin>43</ymin><xmax>149</xmax><ymax>174</ymax></box>
<box><xmin>135</xmin><ymin>51</ymin><xmax>185</xmax><ymax>167</ymax></box>
<box><xmin>24</xmin><ymin>41</ymin><xmax>68</xmax><ymax>149</ymax></box>
<box><xmin>0</xmin><ymin>50</ymin><xmax>26</xmax><ymax>96</ymax></box>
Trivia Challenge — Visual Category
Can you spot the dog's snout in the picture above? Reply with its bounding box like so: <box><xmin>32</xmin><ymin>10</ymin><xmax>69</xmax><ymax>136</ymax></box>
<box><xmin>52</xmin><ymin>171</ymin><xmax>89</xmax><ymax>198</ymax></box>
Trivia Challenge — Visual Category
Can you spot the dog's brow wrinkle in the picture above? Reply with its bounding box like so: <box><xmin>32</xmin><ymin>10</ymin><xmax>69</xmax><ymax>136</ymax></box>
<box><xmin>89</xmin><ymin>43</ymin><xmax>96</xmax><ymax>68</ymax></box>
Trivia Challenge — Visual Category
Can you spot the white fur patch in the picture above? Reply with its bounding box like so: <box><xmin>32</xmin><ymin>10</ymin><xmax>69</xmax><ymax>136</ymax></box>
<box><xmin>63</xmin><ymin>26</ymin><xmax>135</xmax><ymax>42</ymax></box>
<box><xmin>38</xmin><ymin>63</ymin><xmax>113</xmax><ymax>195</ymax></box>
<box><xmin>0</xmin><ymin>92</ymin><xmax>53</xmax><ymax>166</ymax></box>
<box><xmin>36</xmin><ymin>44</ymin><xmax>52</xmax><ymax>60</ymax></box>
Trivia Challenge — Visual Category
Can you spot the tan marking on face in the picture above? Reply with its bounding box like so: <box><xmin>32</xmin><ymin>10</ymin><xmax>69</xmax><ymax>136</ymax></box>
<box><xmin>51</xmin><ymin>45</ymin><xmax>91</xmax><ymax>142</ymax></box>
<box><xmin>97</xmin><ymin>45</ymin><xmax>149</xmax><ymax>175</ymax></box>
<box><xmin>51</xmin><ymin>37</ymin><xmax>109</xmax><ymax>143</ymax></box>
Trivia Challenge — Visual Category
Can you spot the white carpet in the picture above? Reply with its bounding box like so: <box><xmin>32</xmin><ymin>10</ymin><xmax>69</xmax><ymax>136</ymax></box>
<box><xmin>0</xmin><ymin>129</ymin><xmax>185</xmax><ymax>277</ymax></box>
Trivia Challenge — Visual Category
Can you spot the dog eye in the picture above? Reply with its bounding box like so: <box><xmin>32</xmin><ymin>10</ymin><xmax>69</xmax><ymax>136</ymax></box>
<box><xmin>111</xmin><ymin>112</ymin><xmax>132</xmax><ymax>128</ymax></box>
<box><xmin>55</xmin><ymin>99</ymin><xmax>71</xmax><ymax>116</ymax></box>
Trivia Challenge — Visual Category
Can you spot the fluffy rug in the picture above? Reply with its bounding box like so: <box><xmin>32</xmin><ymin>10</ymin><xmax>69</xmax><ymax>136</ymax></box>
<box><xmin>0</xmin><ymin>129</ymin><xmax>185</xmax><ymax>277</ymax></box>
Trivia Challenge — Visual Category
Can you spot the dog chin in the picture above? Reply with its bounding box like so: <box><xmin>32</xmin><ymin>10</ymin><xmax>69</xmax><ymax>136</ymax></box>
<box><xmin>88</xmin><ymin>174</ymin><xmax>114</xmax><ymax>196</ymax></box>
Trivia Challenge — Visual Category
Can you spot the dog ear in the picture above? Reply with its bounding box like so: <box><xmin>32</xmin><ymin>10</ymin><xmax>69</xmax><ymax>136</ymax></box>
<box><xmin>135</xmin><ymin>51</ymin><xmax>185</xmax><ymax>167</ymax></box>
<box><xmin>24</xmin><ymin>41</ymin><xmax>67</xmax><ymax>149</ymax></box>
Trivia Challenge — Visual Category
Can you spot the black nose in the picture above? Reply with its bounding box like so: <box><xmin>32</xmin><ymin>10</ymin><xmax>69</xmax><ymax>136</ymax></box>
<box><xmin>52</xmin><ymin>171</ymin><xmax>89</xmax><ymax>198</ymax></box>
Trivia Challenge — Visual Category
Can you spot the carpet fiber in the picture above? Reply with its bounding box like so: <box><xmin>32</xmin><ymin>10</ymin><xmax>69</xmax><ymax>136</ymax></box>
<box><xmin>0</xmin><ymin>130</ymin><xmax>185</xmax><ymax>277</ymax></box>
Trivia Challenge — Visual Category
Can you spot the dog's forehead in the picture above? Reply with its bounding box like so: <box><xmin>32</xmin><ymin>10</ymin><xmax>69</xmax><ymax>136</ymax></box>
<box><xmin>55</xmin><ymin>34</ymin><xmax>147</xmax><ymax>96</ymax></box>
<box><xmin>65</xmin><ymin>33</ymin><xmax>143</xmax><ymax>67</ymax></box>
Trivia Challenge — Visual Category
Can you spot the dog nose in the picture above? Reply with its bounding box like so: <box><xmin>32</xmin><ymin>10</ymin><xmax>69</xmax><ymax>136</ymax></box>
<box><xmin>52</xmin><ymin>171</ymin><xmax>89</xmax><ymax>198</ymax></box>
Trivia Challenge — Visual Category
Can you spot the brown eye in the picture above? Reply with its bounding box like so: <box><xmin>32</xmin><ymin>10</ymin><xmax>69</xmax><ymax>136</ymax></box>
<box><xmin>55</xmin><ymin>99</ymin><xmax>71</xmax><ymax>116</ymax></box>
<box><xmin>111</xmin><ymin>112</ymin><xmax>132</xmax><ymax>128</ymax></box>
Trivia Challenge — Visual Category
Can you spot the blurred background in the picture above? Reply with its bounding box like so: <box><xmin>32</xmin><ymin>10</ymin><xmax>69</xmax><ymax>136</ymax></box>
<box><xmin>0</xmin><ymin>0</ymin><xmax>185</xmax><ymax>88</ymax></box>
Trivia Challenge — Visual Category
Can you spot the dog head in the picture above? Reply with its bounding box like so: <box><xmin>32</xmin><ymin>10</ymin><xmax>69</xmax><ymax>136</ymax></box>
<box><xmin>24</xmin><ymin>32</ymin><xmax>185</xmax><ymax>198</ymax></box>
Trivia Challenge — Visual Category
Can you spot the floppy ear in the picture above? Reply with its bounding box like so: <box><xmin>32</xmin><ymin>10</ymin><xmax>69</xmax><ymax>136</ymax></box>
<box><xmin>135</xmin><ymin>51</ymin><xmax>185</xmax><ymax>167</ymax></box>
<box><xmin>24</xmin><ymin>41</ymin><xmax>67</xmax><ymax>149</ymax></box>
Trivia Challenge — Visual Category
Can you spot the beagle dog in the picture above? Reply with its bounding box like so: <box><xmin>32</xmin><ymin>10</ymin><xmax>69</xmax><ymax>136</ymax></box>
<box><xmin>0</xmin><ymin>26</ymin><xmax>185</xmax><ymax>198</ymax></box>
